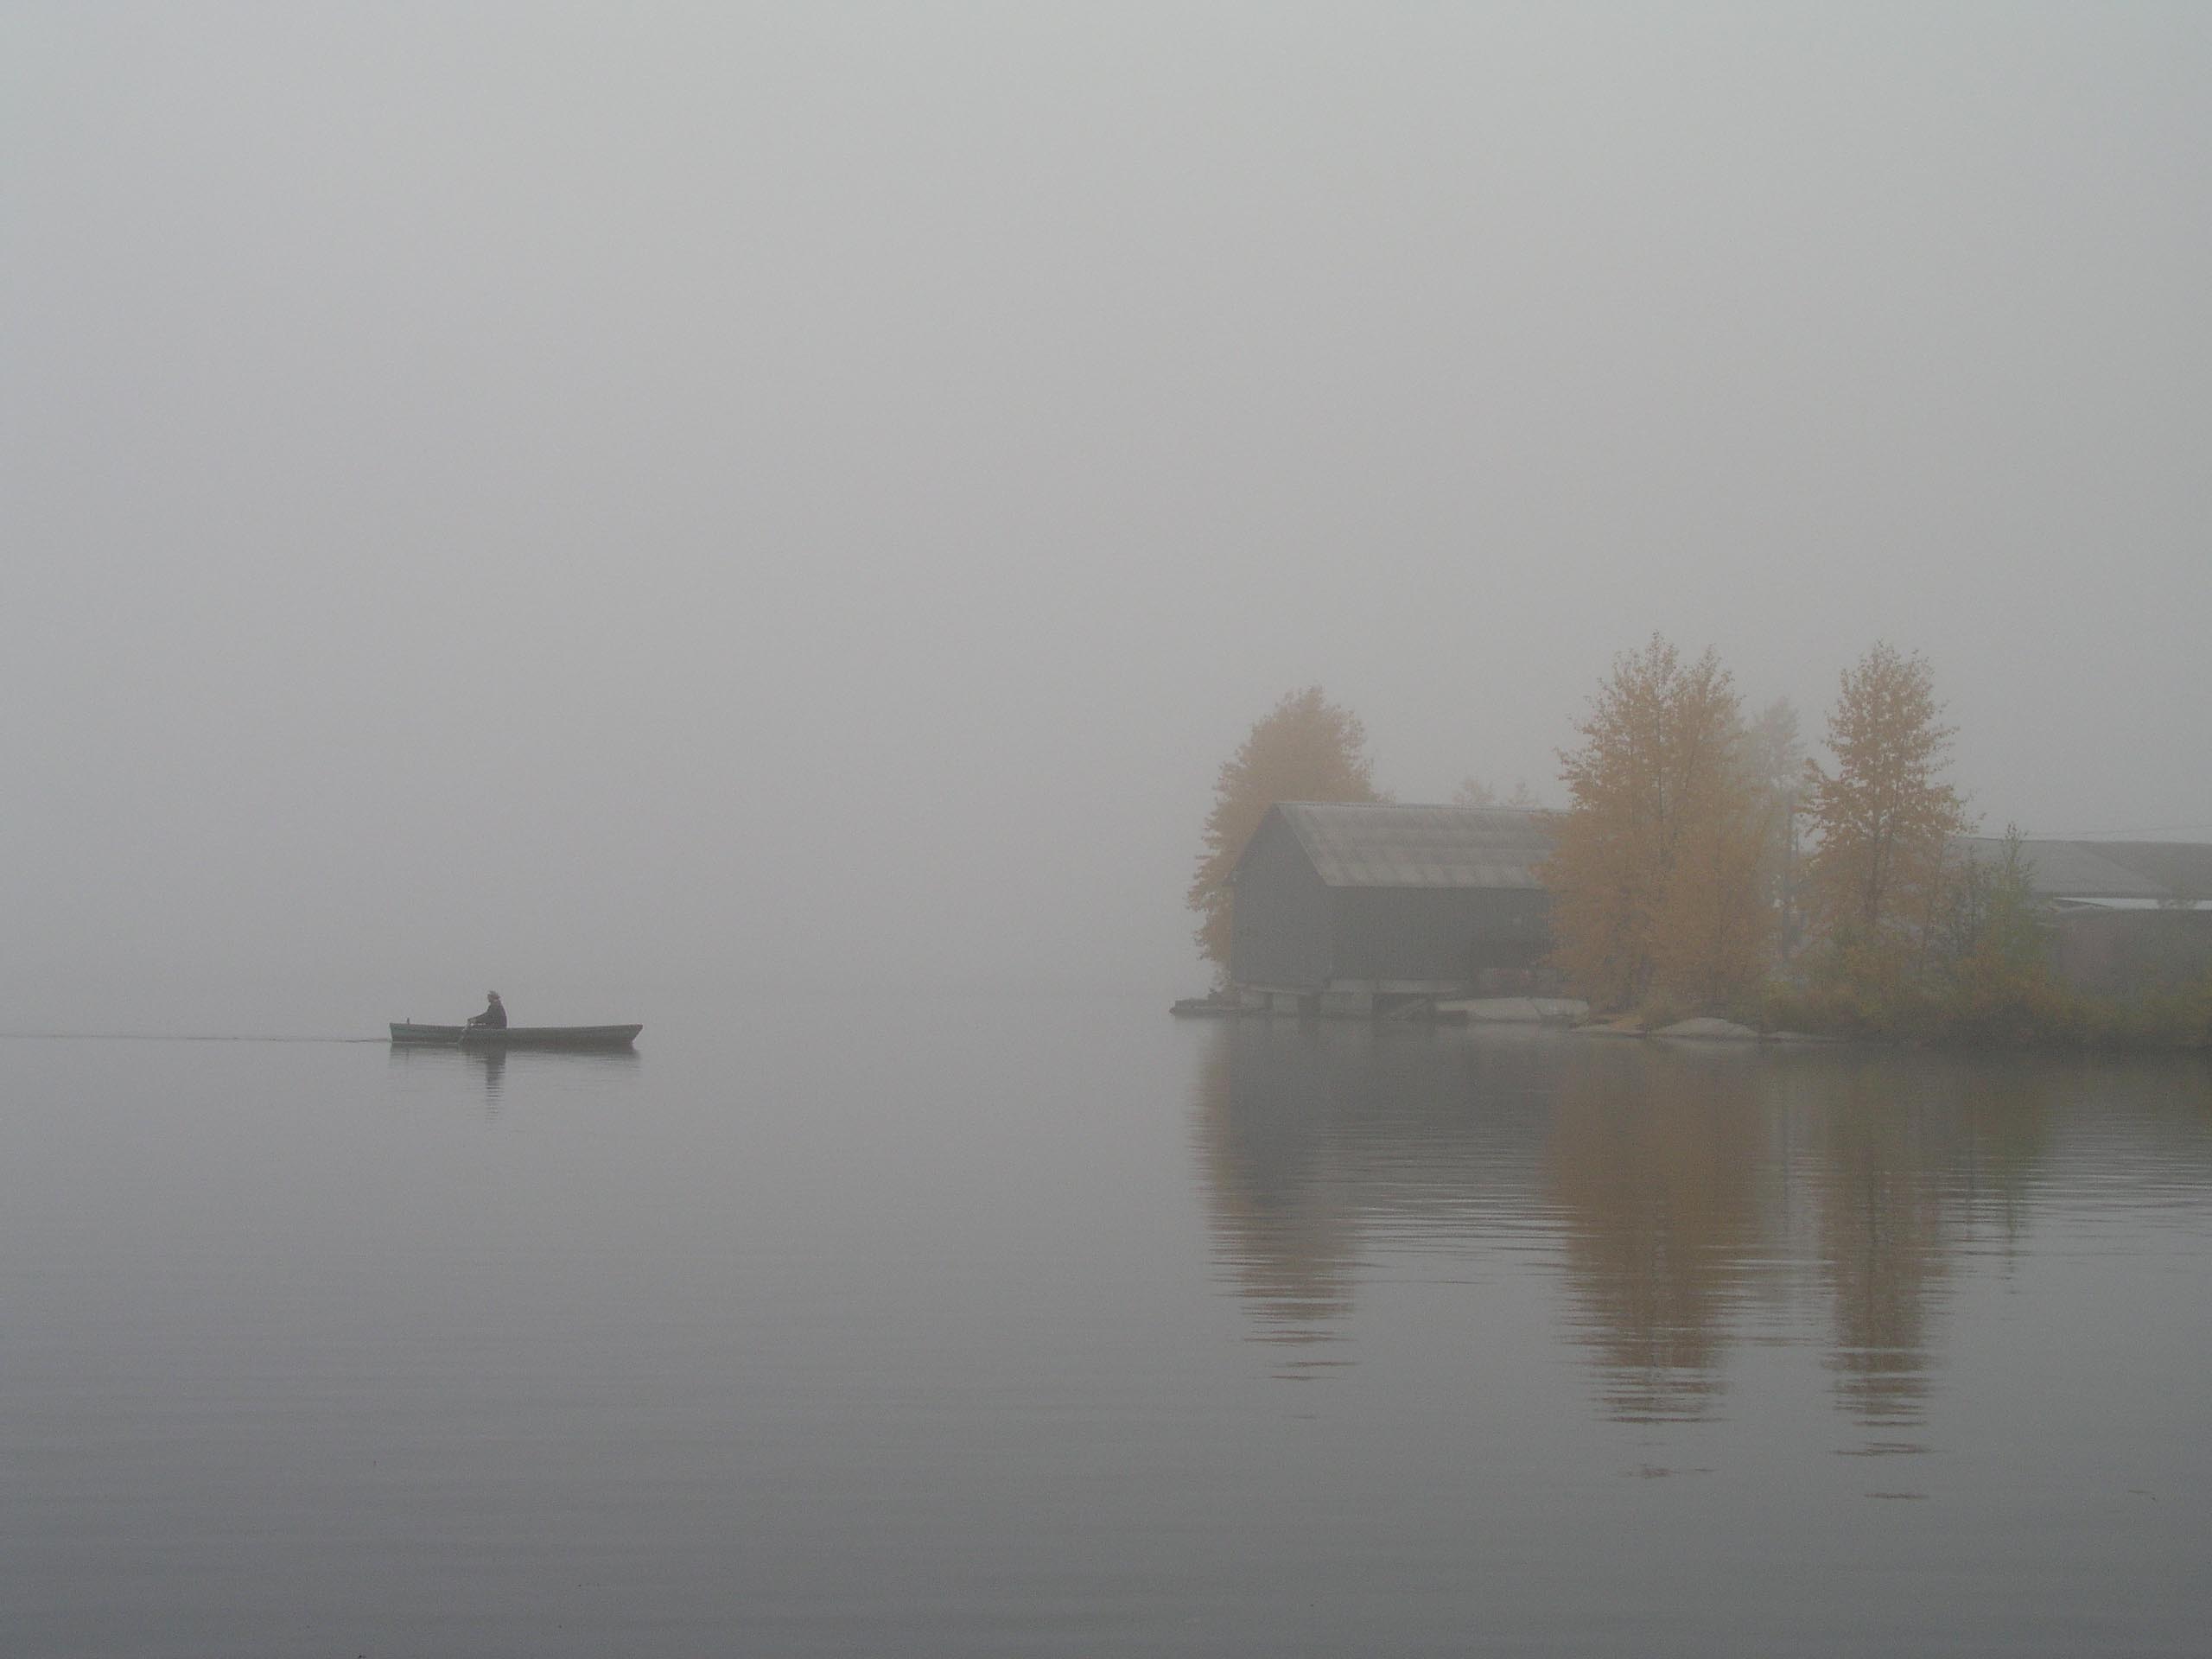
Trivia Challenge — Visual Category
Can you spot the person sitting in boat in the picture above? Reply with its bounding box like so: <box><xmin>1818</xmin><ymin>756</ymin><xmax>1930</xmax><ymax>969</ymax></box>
<box><xmin>467</xmin><ymin>991</ymin><xmax>507</xmax><ymax>1030</ymax></box>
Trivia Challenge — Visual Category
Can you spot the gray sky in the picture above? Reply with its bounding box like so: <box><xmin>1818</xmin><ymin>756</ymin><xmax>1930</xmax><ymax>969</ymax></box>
<box><xmin>6</xmin><ymin>3</ymin><xmax>2209</xmax><ymax>1024</ymax></box>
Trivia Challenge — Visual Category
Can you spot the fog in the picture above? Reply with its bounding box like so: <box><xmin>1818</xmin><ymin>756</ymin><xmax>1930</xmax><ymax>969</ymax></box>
<box><xmin>6</xmin><ymin>3</ymin><xmax>2208</xmax><ymax>1030</ymax></box>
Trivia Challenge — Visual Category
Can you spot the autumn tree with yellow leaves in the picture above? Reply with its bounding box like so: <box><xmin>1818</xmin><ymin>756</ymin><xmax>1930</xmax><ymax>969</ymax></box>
<box><xmin>1189</xmin><ymin>687</ymin><xmax>1382</xmax><ymax>969</ymax></box>
<box><xmin>1542</xmin><ymin>637</ymin><xmax>1772</xmax><ymax>1012</ymax></box>
<box><xmin>1800</xmin><ymin>644</ymin><xmax>1972</xmax><ymax>978</ymax></box>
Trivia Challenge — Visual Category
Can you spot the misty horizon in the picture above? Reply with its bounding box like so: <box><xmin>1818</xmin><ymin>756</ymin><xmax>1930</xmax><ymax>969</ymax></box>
<box><xmin>7</xmin><ymin>5</ymin><xmax>2208</xmax><ymax>1029</ymax></box>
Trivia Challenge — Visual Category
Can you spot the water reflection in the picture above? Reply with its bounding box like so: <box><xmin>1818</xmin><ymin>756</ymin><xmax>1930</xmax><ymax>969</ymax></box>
<box><xmin>1192</xmin><ymin>1021</ymin><xmax>1559</xmax><ymax>1369</ymax></box>
<box><xmin>388</xmin><ymin>1039</ymin><xmax>507</xmax><ymax>1107</ymax></box>
<box><xmin>1546</xmin><ymin>1046</ymin><xmax>1767</xmax><ymax>1422</ymax></box>
<box><xmin>1194</xmin><ymin>1022</ymin><xmax>2212</xmax><ymax>1433</ymax></box>
<box><xmin>385</xmin><ymin>1042</ymin><xmax>639</xmax><ymax>1113</ymax></box>
<box><xmin>1802</xmin><ymin>1064</ymin><xmax>1953</xmax><ymax>1427</ymax></box>
<box><xmin>1192</xmin><ymin>1029</ymin><xmax>1359</xmax><ymax>1355</ymax></box>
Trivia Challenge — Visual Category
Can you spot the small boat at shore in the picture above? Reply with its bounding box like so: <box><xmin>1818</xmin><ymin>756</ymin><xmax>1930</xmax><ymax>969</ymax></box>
<box><xmin>390</xmin><ymin>1022</ymin><xmax>642</xmax><ymax>1052</ymax></box>
<box><xmin>1170</xmin><ymin>996</ymin><xmax>1256</xmax><ymax>1019</ymax></box>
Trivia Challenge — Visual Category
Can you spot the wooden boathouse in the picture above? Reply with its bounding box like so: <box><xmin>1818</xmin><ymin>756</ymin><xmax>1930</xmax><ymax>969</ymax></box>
<box><xmin>1226</xmin><ymin>802</ymin><xmax>1556</xmax><ymax>1015</ymax></box>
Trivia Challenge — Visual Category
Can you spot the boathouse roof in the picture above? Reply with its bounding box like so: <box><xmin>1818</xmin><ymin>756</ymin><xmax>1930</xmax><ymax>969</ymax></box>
<box><xmin>1237</xmin><ymin>802</ymin><xmax>1555</xmax><ymax>890</ymax></box>
<box><xmin>1951</xmin><ymin>836</ymin><xmax>2212</xmax><ymax>903</ymax></box>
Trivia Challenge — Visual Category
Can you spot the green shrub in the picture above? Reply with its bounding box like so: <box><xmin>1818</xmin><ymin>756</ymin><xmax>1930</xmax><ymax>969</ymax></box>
<box><xmin>1755</xmin><ymin>957</ymin><xmax>2212</xmax><ymax>1049</ymax></box>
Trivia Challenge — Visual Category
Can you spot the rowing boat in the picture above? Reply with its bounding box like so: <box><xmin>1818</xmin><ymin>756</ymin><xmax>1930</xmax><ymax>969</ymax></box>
<box><xmin>389</xmin><ymin>1022</ymin><xmax>643</xmax><ymax>1051</ymax></box>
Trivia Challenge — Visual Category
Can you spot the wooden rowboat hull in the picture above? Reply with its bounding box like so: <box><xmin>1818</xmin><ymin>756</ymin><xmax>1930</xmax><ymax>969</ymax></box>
<box><xmin>390</xmin><ymin>1022</ymin><xmax>643</xmax><ymax>1051</ymax></box>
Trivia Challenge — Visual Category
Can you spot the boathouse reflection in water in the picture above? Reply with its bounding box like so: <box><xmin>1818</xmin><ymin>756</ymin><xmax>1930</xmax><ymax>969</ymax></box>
<box><xmin>1191</xmin><ymin>1020</ymin><xmax>2133</xmax><ymax>1427</ymax></box>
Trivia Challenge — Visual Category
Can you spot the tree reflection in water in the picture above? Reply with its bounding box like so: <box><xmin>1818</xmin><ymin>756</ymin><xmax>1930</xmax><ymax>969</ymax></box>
<box><xmin>1545</xmin><ymin>1045</ymin><xmax>1767</xmax><ymax>1422</ymax></box>
<box><xmin>1191</xmin><ymin>1020</ymin><xmax>2134</xmax><ymax>1429</ymax></box>
<box><xmin>1802</xmin><ymin>1063</ymin><xmax>1951</xmax><ymax>1427</ymax></box>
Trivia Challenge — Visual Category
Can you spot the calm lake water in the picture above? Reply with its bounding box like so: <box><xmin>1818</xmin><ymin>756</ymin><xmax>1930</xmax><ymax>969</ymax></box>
<box><xmin>3</xmin><ymin>998</ymin><xmax>2209</xmax><ymax>1656</ymax></box>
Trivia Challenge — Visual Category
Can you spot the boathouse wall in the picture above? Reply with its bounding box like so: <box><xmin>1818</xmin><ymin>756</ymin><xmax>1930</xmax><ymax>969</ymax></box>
<box><xmin>2050</xmin><ymin>906</ymin><xmax>2212</xmax><ymax>996</ymax></box>
<box><xmin>1326</xmin><ymin>885</ymin><xmax>1553</xmax><ymax>983</ymax></box>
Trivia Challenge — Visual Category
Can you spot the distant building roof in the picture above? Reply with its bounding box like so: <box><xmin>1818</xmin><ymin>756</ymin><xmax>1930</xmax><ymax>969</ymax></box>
<box><xmin>1953</xmin><ymin>836</ymin><xmax>2212</xmax><ymax>903</ymax></box>
<box><xmin>1243</xmin><ymin>801</ymin><xmax>1555</xmax><ymax>890</ymax></box>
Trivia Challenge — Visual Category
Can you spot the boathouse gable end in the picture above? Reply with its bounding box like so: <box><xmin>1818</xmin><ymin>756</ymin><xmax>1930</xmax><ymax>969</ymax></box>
<box><xmin>1225</xmin><ymin>802</ymin><xmax>1557</xmax><ymax>1002</ymax></box>
<box><xmin>1226</xmin><ymin>807</ymin><xmax>1337</xmax><ymax>992</ymax></box>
